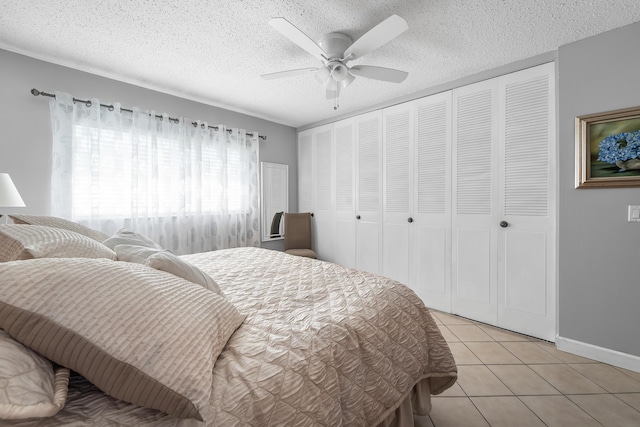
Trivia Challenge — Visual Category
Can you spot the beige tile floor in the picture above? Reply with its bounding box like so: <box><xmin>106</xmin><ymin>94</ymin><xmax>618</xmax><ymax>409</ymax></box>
<box><xmin>415</xmin><ymin>310</ymin><xmax>640</xmax><ymax>427</ymax></box>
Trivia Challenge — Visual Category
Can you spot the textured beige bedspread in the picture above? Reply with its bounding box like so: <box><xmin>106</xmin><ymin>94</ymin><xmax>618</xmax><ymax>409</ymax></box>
<box><xmin>188</xmin><ymin>247</ymin><xmax>457</xmax><ymax>425</ymax></box>
<box><xmin>4</xmin><ymin>247</ymin><xmax>456</xmax><ymax>426</ymax></box>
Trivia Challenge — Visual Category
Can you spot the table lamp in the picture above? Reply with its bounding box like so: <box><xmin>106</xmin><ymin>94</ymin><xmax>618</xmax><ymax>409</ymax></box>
<box><xmin>0</xmin><ymin>173</ymin><xmax>26</xmax><ymax>224</ymax></box>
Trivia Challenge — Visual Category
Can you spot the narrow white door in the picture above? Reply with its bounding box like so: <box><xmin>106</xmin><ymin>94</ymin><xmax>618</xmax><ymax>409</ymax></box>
<box><xmin>355</xmin><ymin>111</ymin><xmax>383</xmax><ymax>275</ymax></box>
<box><xmin>413</xmin><ymin>91</ymin><xmax>453</xmax><ymax>312</ymax></box>
<box><xmin>333</xmin><ymin>118</ymin><xmax>356</xmax><ymax>268</ymax></box>
<box><xmin>383</xmin><ymin>103</ymin><xmax>414</xmax><ymax>285</ymax></box>
<box><xmin>497</xmin><ymin>63</ymin><xmax>556</xmax><ymax>341</ymax></box>
<box><xmin>451</xmin><ymin>79</ymin><xmax>500</xmax><ymax>326</ymax></box>
<box><xmin>313</xmin><ymin>125</ymin><xmax>334</xmax><ymax>261</ymax></box>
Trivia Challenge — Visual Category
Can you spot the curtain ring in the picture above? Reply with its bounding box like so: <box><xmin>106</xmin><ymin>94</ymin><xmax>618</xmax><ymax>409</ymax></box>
<box><xmin>201</xmin><ymin>123</ymin><xmax>206</xmax><ymax>129</ymax></box>
<box><xmin>85</xmin><ymin>100</ymin><xmax>92</xmax><ymax>107</ymax></box>
<box><xmin>108</xmin><ymin>105</ymin><xmax>114</xmax><ymax>111</ymax></box>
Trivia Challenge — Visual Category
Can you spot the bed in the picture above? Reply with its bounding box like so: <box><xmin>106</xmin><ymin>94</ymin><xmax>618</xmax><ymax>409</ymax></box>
<box><xmin>0</xmin><ymin>217</ymin><xmax>457</xmax><ymax>426</ymax></box>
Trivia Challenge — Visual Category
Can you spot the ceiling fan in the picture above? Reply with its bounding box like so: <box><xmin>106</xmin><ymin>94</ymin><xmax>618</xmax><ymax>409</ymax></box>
<box><xmin>261</xmin><ymin>15</ymin><xmax>409</xmax><ymax>109</ymax></box>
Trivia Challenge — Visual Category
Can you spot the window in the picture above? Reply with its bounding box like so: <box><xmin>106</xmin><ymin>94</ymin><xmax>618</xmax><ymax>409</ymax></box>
<box><xmin>71</xmin><ymin>124</ymin><xmax>245</xmax><ymax>219</ymax></box>
<box><xmin>50</xmin><ymin>90</ymin><xmax>260</xmax><ymax>254</ymax></box>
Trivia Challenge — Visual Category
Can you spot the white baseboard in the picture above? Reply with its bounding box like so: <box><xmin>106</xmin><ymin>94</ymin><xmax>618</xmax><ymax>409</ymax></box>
<box><xmin>556</xmin><ymin>336</ymin><xmax>640</xmax><ymax>373</ymax></box>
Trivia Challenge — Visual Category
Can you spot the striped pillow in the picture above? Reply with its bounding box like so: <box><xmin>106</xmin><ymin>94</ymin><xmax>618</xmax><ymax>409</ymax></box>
<box><xmin>0</xmin><ymin>225</ymin><xmax>116</xmax><ymax>262</ymax></box>
<box><xmin>9</xmin><ymin>215</ymin><xmax>110</xmax><ymax>243</ymax></box>
<box><xmin>0</xmin><ymin>258</ymin><xmax>245</xmax><ymax>420</ymax></box>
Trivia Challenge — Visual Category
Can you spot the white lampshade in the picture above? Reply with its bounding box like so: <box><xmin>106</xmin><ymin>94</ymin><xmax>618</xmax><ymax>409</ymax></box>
<box><xmin>341</xmin><ymin>73</ymin><xmax>356</xmax><ymax>89</ymax></box>
<box><xmin>315</xmin><ymin>67</ymin><xmax>330</xmax><ymax>85</ymax></box>
<box><xmin>331</xmin><ymin>64</ymin><xmax>349</xmax><ymax>82</ymax></box>
<box><xmin>0</xmin><ymin>173</ymin><xmax>26</xmax><ymax>208</ymax></box>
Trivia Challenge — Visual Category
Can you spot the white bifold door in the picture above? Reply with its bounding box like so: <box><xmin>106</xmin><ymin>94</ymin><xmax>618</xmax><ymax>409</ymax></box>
<box><xmin>312</xmin><ymin>124</ymin><xmax>335</xmax><ymax>262</ymax></box>
<box><xmin>382</xmin><ymin>93</ymin><xmax>452</xmax><ymax>312</ymax></box>
<box><xmin>355</xmin><ymin>111</ymin><xmax>383</xmax><ymax>275</ymax></box>
<box><xmin>452</xmin><ymin>63</ymin><xmax>556</xmax><ymax>341</ymax></box>
<box><xmin>298</xmin><ymin>112</ymin><xmax>383</xmax><ymax>276</ymax></box>
<box><xmin>333</xmin><ymin>118</ymin><xmax>357</xmax><ymax>268</ymax></box>
<box><xmin>411</xmin><ymin>92</ymin><xmax>453</xmax><ymax>312</ymax></box>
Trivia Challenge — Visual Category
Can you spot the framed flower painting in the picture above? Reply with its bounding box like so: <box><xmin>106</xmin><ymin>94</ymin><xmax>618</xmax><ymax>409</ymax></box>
<box><xmin>576</xmin><ymin>106</ymin><xmax>640</xmax><ymax>188</ymax></box>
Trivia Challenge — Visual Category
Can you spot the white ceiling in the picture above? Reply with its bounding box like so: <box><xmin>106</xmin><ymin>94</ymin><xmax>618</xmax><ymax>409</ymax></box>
<box><xmin>1</xmin><ymin>0</ymin><xmax>640</xmax><ymax>128</ymax></box>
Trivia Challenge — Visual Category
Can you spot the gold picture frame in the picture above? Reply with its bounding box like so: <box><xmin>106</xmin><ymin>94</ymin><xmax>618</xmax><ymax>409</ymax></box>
<box><xmin>576</xmin><ymin>106</ymin><xmax>640</xmax><ymax>188</ymax></box>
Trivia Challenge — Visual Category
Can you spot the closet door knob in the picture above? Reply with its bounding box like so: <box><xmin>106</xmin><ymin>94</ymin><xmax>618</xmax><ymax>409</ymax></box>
<box><xmin>408</xmin><ymin>217</ymin><xmax>413</xmax><ymax>223</ymax></box>
<box><xmin>499</xmin><ymin>221</ymin><xmax>509</xmax><ymax>228</ymax></box>
<box><xmin>356</xmin><ymin>215</ymin><xmax>361</xmax><ymax>220</ymax></box>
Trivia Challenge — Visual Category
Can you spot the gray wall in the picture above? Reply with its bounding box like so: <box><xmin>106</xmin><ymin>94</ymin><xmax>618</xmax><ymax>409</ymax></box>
<box><xmin>0</xmin><ymin>49</ymin><xmax>297</xmax><ymax>251</ymax></box>
<box><xmin>558</xmin><ymin>21</ymin><xmax>640</xmax><ymax>357</ymax></box>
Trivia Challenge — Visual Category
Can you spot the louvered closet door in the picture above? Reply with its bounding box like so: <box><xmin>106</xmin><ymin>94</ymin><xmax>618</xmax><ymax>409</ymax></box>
<box><xmin>298</xmin><ymin>130</ymin><xmax>314</xmax><ymax>213</ymax></box>
<box><xmin>355</xmin><ymin>111</ymin><xmax>383</xmax><ymax>275</ymax></box>
<box><xmin>413</xmin><ymin>92</ymin><xmax>452</xmax><ymax>312</ymax></box>
<box><xmin>383</xmin><ymin>103</ymin><xmax>414</xmax><ymax>285</ymax></box>
<box><xmin>452</xmin><ymin>79</ymin><xmax>500</xmax><ymax>326</ymax></box>
<box><xmin>313</xmin><ymin>125</ymin><xmax>335</xmax><ymax>261</ymax></box>
<box><xmin>333</xmin><ymin>118</ymin><xmax>356</xmax><ymax>268</ymax></box>
<box><xmin>497</xmin><ymin>63</ymin><xmax>556</xmax><ymax>341</ymax></box>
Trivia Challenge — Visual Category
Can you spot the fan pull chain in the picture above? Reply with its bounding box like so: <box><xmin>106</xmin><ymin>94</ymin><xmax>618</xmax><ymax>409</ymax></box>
<box><xmin>334</xmin><ymin>95</ymin><xmax>339</xmax><ymax>110</ymax></box>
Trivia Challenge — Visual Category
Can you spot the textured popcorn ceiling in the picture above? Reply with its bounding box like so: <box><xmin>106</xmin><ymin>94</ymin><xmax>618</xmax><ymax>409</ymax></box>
<box><xmin>1</xmin><ymin>1</ymin><xmax>639</xmax><ymax>128</ymax></box>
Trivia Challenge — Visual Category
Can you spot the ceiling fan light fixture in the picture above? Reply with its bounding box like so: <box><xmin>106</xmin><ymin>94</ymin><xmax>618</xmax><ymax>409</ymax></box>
<box><xmin>325</xmin><ymin>78</ymin><xmax>338</xmax><ymax>91</ymax></box>
<box><xmin>331</xmin><ymin>63</ymin><xmax>349</xmax><ymax>82</ymax></box>
<box><xmin>341</xmin><ymin>73</ymin><xmax>356</xmax><ymax>89</ymax></box>
<box><xmin>315</xmin><ymin>66</ymin><xmax>330</xmax><ymax>85</ymax></box>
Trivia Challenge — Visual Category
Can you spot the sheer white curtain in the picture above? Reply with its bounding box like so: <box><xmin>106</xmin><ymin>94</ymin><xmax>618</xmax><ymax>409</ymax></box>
<box><xmin>50</xmin><ymin>92</ymin><xmax>260</xmax><ymax>254</ymax></box>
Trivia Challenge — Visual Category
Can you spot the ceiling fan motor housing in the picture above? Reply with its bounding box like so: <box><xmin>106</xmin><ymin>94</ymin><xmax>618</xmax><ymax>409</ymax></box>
<box><xmin>318</xmin><ymin>32</ymin><xmax>353</xmax><ymax>60</ymax></box>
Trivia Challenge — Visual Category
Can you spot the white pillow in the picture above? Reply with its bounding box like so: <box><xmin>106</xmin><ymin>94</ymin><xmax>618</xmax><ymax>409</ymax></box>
<box><xmin>0</xmin><ymin>329</ymin><xmax>69</xmax><ymax>420</ymax></box>
<box><xmin>145</xmin><ymin>251</ymin><xmax>223</xmax><ymax>295</ymax></box>
<box><xmin>113</xmin><ymin>244</ymin><xmax>161</xmax><ymax>264</ymax></box>
<box><xmin>114</xmin><ymin>244</ymin><xmax>223</xmax><ymax>296</ymax></box>
<box><xmin>103</xmin><ymin>228</ymin><xmax>163</xmax><ymax>251</ymax></box>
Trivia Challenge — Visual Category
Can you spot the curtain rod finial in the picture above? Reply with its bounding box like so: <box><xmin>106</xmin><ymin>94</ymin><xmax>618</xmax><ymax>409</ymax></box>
<box><xmin>31</xmin><ymin>88</ymin><xmax>41</xmax><ymax>96</ymax></box>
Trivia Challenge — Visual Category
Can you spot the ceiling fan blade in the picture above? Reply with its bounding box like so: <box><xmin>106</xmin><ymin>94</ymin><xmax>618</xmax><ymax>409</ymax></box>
<box><xmin>349</xmin><ymin>65</ymin><xmax>408</xmax><ymax>83</ymax></box>
<box><xmin>261</xmin><ymin>68</ymin><xmax>319</xmax><ymax>80</ymax></box>
<box><xmin>269</xmin><ymin>17</ymin><xmax>327</xmax><ymax>59</ymax></box>
<box><xmin>343</xmin><ymin>15</ymin><xmax>408</xmax><ymax>61</ymax></box>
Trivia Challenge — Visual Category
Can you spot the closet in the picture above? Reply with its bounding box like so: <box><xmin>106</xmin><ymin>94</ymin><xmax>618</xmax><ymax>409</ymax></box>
<box><xmin>298</xmin><ymin>111</ymin><xmax>383</xmax><ymax>274</ymax></box>
<box><xmin>298</xmin><ymin>63</ymin><xmax>555</xmax><ymax>341</ymax></box>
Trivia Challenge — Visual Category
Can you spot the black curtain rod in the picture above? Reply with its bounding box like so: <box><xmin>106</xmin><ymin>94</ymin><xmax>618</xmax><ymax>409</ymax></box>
<box><xmin>30</xmin><ymin>88</ymin><xmax>267</xmax><ymax>141</ymax></box>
